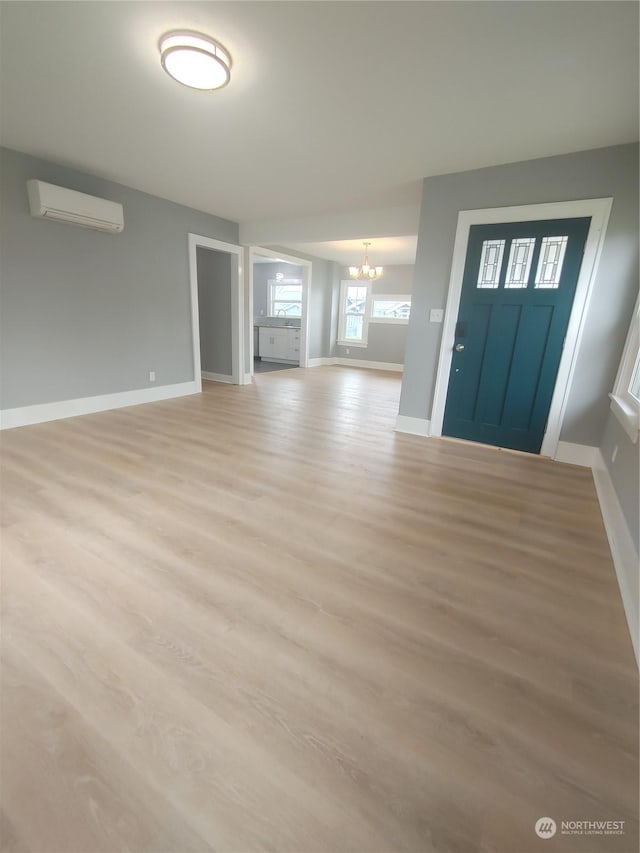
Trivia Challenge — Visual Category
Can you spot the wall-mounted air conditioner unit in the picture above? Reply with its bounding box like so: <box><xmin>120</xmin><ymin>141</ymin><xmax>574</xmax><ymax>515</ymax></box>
<box><xmin>26</xmin><ymin>180</ymin><xmax>124</xmax><ymax>233</ymax></box>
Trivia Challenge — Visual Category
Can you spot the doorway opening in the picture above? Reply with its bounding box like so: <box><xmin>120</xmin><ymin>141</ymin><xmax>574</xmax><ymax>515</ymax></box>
<box><xmin>248</xmin><ymin>247</ymin><xmax>312</xmax><ymax>378</ymax></box>
<box><xmin>188</xmin><ymin>234</ymin><xmax>245</xmax><ymax>388</ymax></box>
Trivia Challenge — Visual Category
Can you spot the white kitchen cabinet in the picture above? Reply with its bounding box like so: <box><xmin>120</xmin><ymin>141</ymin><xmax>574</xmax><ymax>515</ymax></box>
<box><xmin>258</xmin><ymin>327</ymin><xmax>300</xmax><ymax>364</ymax></box>
<box><xmin>286</xmin><ymin>330</ymin><xmax>300</xmax><ymax>361</ymax></box>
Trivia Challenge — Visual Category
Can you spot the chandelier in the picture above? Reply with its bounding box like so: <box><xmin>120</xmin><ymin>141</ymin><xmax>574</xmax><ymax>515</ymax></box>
<box><xmin>349</xmin><ymin>242</ymin><xmax>383</xmax><ymax>280</ymax></box>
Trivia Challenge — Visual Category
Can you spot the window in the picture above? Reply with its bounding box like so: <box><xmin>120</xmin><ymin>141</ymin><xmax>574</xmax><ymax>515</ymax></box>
<box><xmin>268</xmin><ymin>279</ymin><xmax>303</xmax><ymax>317</ymax></box>
<box><xmin>370</xmin><ymin>295</ymin><xmax>412</xmax><ymax>323</ymax></box>
<box><xmin>477</xmin><ymin>239</ymin><xmax>505</xmax><ymax>288</ymax></box>
<box><xmin>338</xmin><ymin>281</ymin><xmax>370</xmax><ymax>346</ymax></box>
<box><xmin>504</xmin><ymin>238</ymin><xmax>535</xmax><ymax>289</ymax></box>
<box><xmin>534</xmin><ymin>236</ymin><xmax>568</xmax><ymax>289</ymax></box>
<box><xmin>337</xmin><ymin>283</ymin><xmax>413</xmax><ymax>345</ymax></box>
<box><xmin>610</xmin><ymin>297</ymin><xmax>640</xmax><ymax>443</ymax></box>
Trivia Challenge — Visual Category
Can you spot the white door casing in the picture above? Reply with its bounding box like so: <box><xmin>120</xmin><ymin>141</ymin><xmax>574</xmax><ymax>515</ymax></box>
<box><xmin>430</xmin><ymin>198</ymin><xmax>612</xmax><ymax>458</ymax></box>
<box><xmin>188</xmin><ymin>233</ymin><xmax>246</xmax><ymax>388</ymax></box>
<box><xmin>248</xmin><ymin>246</ymin><xmax>312</xmax><ymax>375</ymax></box>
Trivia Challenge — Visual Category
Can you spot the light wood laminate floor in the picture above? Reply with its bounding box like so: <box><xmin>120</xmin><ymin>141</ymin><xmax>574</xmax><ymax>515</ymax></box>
<box><xmin>1</xmin><ymin>367</ymin><xmax>637</xmax><ymax>853</ymax></box>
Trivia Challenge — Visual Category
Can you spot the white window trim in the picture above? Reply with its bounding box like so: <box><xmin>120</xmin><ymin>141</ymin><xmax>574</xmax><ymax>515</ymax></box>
<box><xmin>609</xmin><ymin>295</ymin><xmax>640</xmax><ymax>443</ymax></box>
<box><xmin>337</xmin><ymin>280</ymin><xmax>371</xmax><ymax>347</ymax></box>
<box><xmin>370</xmin><ymin>293</ymin><xmax>412</xmax><ymax>324</ymax></box>
<box><xmin>267</xmin><ymin>278</ymin><xmax>303</xmax><ymax>318</ymax></box>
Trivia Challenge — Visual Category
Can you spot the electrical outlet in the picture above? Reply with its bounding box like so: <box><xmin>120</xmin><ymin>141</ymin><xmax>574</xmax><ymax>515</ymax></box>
<box><xmin>345</xmin><ymin>348</ymin><xmax>350</xmax><ymax>355</ymax></box>
<box><xmin>149</xmin><ymin>371</ymin><xmax>156</xmax><ymax>382</ymax></box>
<box><xmin>260</xmin><ymin>309</ymin><xmax>264</xmax><ymax>315</ymax></box>
<box><xmin>611</xmin><ymin>445</ymin><xmax>618</xmax><ymax>463</ymax></box>
<box><xmin>430</xmin><ymin>308</ymin><xmax>444</xmax><ymax>323</ymax></box>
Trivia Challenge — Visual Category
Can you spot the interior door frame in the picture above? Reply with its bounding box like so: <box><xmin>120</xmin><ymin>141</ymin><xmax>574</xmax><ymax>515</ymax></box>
<box><xmin>188</xmin><ymin>233</ymin><xmax>246</xmax><ymax>389</ymax></box>
<box><xmin>430</xmin><ymin>198</ymin><xmax>613</xmax><ymax>458</ymax></box>
<box><xmin>247</xmin><ymin>246</ymin><xmax>312</xmax><ymax>376</ymax></box>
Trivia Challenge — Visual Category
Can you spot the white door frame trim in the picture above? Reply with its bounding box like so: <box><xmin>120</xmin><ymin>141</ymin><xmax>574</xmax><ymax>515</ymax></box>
<box><xmin>188</xmin><ymin>234</ymin><xmax>246</xmax><ymax>389</ymax></box>
<box><xmin>248</xmin><ymin>247</ymin><xmax>312</xmax><ymax>374</ymax></box>
<box><xmin>430</xmin><ymin>198</ymin><xmax>613</xmax><ymax>457</ymax></box>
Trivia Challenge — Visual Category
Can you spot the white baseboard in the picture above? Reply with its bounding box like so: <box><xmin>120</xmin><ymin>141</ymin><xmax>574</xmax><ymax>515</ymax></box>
<box><xmin>394</xmin><ymin>415</ymin><xmax>431</xmax><ymax>437</ymax></box>
<box><xmin>554</xmin><ymin>441</ymin><xmax>599</xmax><ymax>467</ymax></box>
<box><xmin>592</xmin><ymin>450</ymin><xmax>639</xmax><ymax>665</ymax></box>
<box><xmin>307</xmin><ymin>357</ymin><xmax>403</xmax><ymax>372</ymax></box>
<box><xmin>542</xmin><ymin>441</ymin><xmax>637</xmax><ymax>664</ymax></box>
<box><xmin>334</xmin><ymin>358</ymin><xmax>403</xmax><ymax>372</ymax></box>
<box><xmin>0</xmin><ymin>381</ymin><xmax>199</xmax><ymax>430</ymax></box>
<box><xmin>243</xmin><ymin>373</ymin><xmax>252</xmax><ymax>385</ymax></box>
<box><xmin>201</xmin><ymin>371</ymin><xmax>233</xmax><ymax>384</ymax></box>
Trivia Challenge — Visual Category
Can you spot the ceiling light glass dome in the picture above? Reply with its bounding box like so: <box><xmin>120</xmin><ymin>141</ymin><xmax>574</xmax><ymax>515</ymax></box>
<box><xmin>159</xmin><ymin>31</ymin><xmax>231</xmax><ymax>91</ymax></box>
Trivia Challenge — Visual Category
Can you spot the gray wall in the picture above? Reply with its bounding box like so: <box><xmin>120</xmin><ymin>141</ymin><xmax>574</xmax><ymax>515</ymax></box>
<box><xmin>400</xmin><ymin>143</ymin><xmax>639</xmax><ymax>448</ymax></box>
<box><xmin>311</xmin><ymin>258</ymin><xmax>341</xmax><ymax>360</ymax></box>
<box><xmin>253</xmin><ymin>262</ymin><xmax>303</xmax><ymax>320</ymax></box>
<box><xmin>600</xmin><ymin>412</ymin><xmax>639</xmax><ymax>554</ymax></box>
<box><xmin>197</xmin><ymin>248</ymin><xmax>232</xmax><ymax>377</ymax></box>
<box><xmin>335</xmin><ymin>264</ymin><xmax>413</xmax><ymax>365</ymax></box>
<box><xmin>0</xmin><ymin>146</ymin><xmax>238</xmax><ymax>409</ymax></box>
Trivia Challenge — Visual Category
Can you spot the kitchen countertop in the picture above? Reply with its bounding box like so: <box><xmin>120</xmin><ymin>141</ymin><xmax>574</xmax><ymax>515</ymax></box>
<box><xmin>254</xmin><ymin>320</ymin><xmax>301</xmax><ymax>329</ymax></box>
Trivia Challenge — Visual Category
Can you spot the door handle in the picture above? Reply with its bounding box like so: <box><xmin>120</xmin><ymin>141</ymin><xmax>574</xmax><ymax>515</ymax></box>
<box><xmin>455</xmin><ymin>343</ymin><xmax>465</xmax><ymax>352</ymax></box>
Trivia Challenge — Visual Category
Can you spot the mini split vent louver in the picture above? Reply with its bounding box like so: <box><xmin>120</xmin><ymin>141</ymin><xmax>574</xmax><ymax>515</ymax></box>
<box><xmin>27</xmin><ymin>180</ymin><xmax>124</xmax><ymax>233</ymax></box>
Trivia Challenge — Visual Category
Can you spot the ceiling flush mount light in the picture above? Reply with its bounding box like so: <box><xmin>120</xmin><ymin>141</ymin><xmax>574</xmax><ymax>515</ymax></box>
<box><xmin>349</xmin><ymin>242</ymin><xmax>383</xmax><ymax>280</ymax></box>
<box><xmin>159</xmin><ymin>31</ymin><xmax>231</xmax><ymax>91</ymax></box>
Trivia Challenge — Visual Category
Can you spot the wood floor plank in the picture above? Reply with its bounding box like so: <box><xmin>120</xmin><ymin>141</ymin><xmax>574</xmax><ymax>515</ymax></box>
<box><xmin>1</xmin><ymin>643</ymin><xmax>213</xmax><ymax>853</ymax></box>
<box><xmin>1</xmin><ymin>367</ymin><xmax>637</xmax><ymax>852</ymax></box>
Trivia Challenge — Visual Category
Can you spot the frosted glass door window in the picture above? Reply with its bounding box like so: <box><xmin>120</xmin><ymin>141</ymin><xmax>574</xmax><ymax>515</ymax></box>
<box><xmin>477</xmin><ymin>240</ymin><xmax>505</xmax><ymax>288</ymax></box>
<box><xmin>505</xmin><ymin>238</ymin><xmax>536</xmax><ymax>288</ymax></box>
<box><xmin>534</xmin><ymin>236</ymin><xmax>568</xmax><ymax>289</ymax></box>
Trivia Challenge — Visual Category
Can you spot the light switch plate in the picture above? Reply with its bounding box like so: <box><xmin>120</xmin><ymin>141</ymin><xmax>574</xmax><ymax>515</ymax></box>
<box><xmin>430</xmin><ymin>309</ymin><xmax>444</xmax><ymax>323</ymax></box>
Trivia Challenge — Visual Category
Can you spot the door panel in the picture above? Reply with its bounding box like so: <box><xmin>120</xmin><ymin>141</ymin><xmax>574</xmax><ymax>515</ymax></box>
<box><xmin>478</xmin><ymin>303</ymin><xmax>522</xmax><ymax>427</ymax></box>
<box><xmin>504</xmin><ymin>305</ymin><xmax>553</xmax><ymax>430</ymax></box>
<box><xmin>456</xmin><ymin>304</ymin><xmax>491</xmax><ymax>422</ymax></box>
<box><xmin>442</xmin><ymin>217</ymin><xmax>591</xmax><ymax>454</ymax></box>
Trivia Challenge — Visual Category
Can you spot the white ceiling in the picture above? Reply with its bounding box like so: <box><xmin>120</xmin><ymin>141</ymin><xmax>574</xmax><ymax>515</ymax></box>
<box><xmin>285</xmin><ymin>236</ymin><xmax>418</xmax><ymax>267</ymax></box>
<box><xmin>1</xmin><ymin>1</ymin><xmax>638</xmax><ymax>264</ymax></box>
<box><xmin>252</xmin><ymin>255</ymin><xmax>292</xmax><ymax>265</ymax></box>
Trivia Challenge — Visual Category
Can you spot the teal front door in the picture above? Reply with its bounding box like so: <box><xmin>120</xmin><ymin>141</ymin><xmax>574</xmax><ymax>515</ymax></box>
<box><xmin>442</xmin><ymin>217</ymin><xmax>591</xmax><ymax>454</ymax></box>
